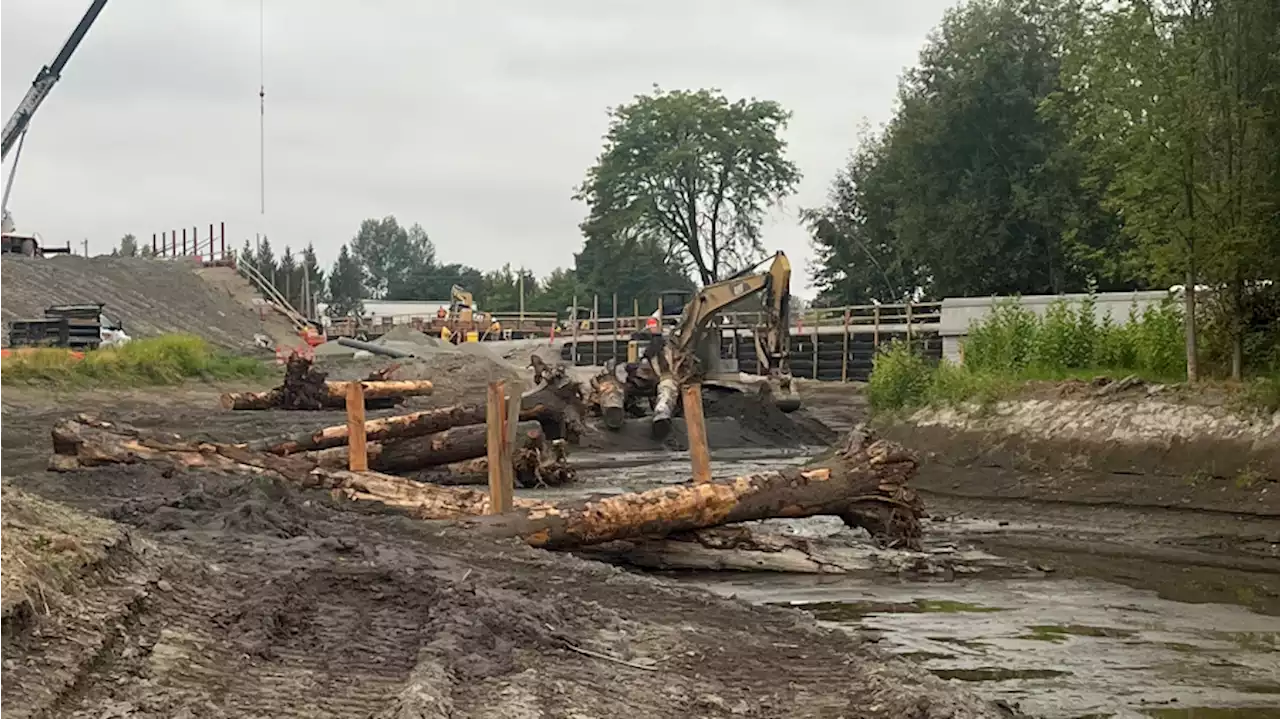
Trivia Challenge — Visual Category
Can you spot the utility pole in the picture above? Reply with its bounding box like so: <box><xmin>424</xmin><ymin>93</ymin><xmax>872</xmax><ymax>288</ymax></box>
<box><xmin>518</xmin><ymin>269</ymin><xmax>525</xmax><ymax>326</ymax></box>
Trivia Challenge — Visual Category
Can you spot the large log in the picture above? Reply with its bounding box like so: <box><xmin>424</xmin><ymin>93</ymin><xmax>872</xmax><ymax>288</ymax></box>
<box><xmin>418</xmin><ymin>436</ymin><xmax>575</xmax><ymax>488</ymax></box>
<box><xmin>246</xmin><ymin>403</ymin><xmax>546</xmax><ymax>455</ymax></box>
<box><xmin>305</xmin><ymin>420</ymin><xmax>544</xmax><ymax>472</ymax></box>
<box><xmin>575</xmin><ymin>527</ymin><xmax>1031</xmax><ymax>578</ymax></box>
<box><xmin>219</xmin><ymin>380</ymin><xmax>434</xmax><ymax>411</ymax></box>
<box><xmin>49</xmin><ymin>418</ymin><xmax>923</xmax><ymax>551</ymax></box>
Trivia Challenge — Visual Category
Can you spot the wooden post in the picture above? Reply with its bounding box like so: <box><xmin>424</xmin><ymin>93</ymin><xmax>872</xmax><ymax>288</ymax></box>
<box><xmin>873</xmin><ymin>305</ymin><xmax>881</xmax><ymax>353</ymax></box>
<box><xmin>841</xmin><ymin>309</ymin><xmax>850</xmax><ymax>382</ymax></box>
<box><xmin>811</xmin><ymin>311</ymin><xmax>819</xmax><ymax>380</ymax></box>
<box><xmin>682</xmin><ymin>384</ymin><xmax>712</xmax><ymax>484</ymax></box>
<box><xmin>486</xmin><ymin>380</ymin><xmax>513</xmax><ymax>514</ymax></box>
<box><xmin>906</xmin><ymin>301</ymin><xmax>914</xmax><ymax>347</ymax></box>
<box><xmin>633</xmin><ymin>298</ymin><xmax>640</xmax><ymax>334</ymax></box>
<box><xmin>345</xmin><ymin>381</ymin><xmax>368</xmax><ymax>472</ymax></box>
<box><xmin>570</xmin><ymin>294</ymin><xmax>579</xmax><ymax>366</ymax></box>
<box><xmin>592</xmin><ymin>294</ymin><xmax>600</xmax><ymax>366</ymax></box>
<box><xmin>611</xmin><ymin>292</ymin><xmax>618</xmax><ymax>362</ymax></box>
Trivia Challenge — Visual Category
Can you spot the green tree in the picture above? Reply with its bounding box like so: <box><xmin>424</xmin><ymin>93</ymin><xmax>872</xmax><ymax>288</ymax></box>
<box><xmin>327</xmin><ymin>244</ymin><xmax>364</xmax><ymax>318</ymax></box>
<box><xmin>576</xmin><ymin>87</ymin><xmax>801</xmax><ymax>285</ymax></box>
<box><xmin>804</xmin><ymin>128</ymin><xmax>924</xmax><ymax>305</ymax></box>
<box><xmin>300</xmin><ymin>243</ymin><xmax>327</xmax><ymax>308</ymax></box>
<box><xmin>278</xmin><ymin>245</ymin><xmax>299</xmax><ymax>309</ymax></box>
<box><xmin>574</xmin><ymin>219</ymin><xmax>693</xmax><ymax>316</ymax></box>
<box><xmin>534</xmin><ymin>267</ymin><xmax>580</xmax><ymax>314</ymax></box>
<box><xmin>349</xmin><ymin>216</ymin><xmax>435</xmax><ymax>299</ymax></box>
<box><xmin>116</xmin><ymin>233</ymin><xmax>138</xmax><ymax>257</ymax></box>
<box><xmin>255</xmin><ymin>237</ymin><xmax>278</xmax><ymax>286</ymax></box>
<box><xmin>887</xmin><ymin>0</ymin><xmax>1131</xmax><ymax>297</ymax></box>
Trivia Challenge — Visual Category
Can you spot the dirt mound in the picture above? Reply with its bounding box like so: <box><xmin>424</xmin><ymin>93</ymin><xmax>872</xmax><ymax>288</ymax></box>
<box><xmin>1</xmin><ymin>256</ymin><xmax>296</xmax><ymax>350</ymax></box>
<box><xmin>703</xmin><ymin>390</ymin><xmax>836</xmax><ymax>447</ymax></box>
<box><xmin>317</xmin><ymin>345</ymin><xmax>522</xmax><ymax>406</ymax></box>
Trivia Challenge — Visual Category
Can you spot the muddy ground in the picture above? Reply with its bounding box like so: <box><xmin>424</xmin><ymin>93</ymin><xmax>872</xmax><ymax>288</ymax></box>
<box><xmin>1</xmin><ymin>381</ymin><xmax>1004</xmax><ymax>719</ymax></box>
<box><xmin>4</xmin><ymin>373</ymin><xmax>1278</xmax><ymax>717</ymax></box>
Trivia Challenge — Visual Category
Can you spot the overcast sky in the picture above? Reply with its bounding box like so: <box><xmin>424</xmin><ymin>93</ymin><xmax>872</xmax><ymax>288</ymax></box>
<box><xmin>2</xmin><ymin>0</ymin><xmax>955</xmax><ymax>296</ymax></box>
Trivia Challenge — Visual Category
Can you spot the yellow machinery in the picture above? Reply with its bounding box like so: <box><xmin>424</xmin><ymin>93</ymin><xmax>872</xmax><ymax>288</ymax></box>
<box><xmin>632</xmin><ymin>252</ymin><xmax>801</xmax><ymax>417</ymax></box>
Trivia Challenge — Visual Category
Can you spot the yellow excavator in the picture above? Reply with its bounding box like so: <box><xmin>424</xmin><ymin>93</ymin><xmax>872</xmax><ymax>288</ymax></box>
<box><xmin>626</xmin><ymin>251</ymin><xmax>801</xmax><ymax>436</ymax></box>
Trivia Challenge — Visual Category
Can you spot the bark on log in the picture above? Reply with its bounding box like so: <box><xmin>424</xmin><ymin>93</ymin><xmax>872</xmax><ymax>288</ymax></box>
<box><xmin>246</xmin><ymin>403</ymin><xmax>546</xmax><ymax>455</ymax></box>
<box><xmin>588</xmin><ymin>367</ymin><xmax>626</xmax><ymax>430</ymax></box>
<box><xmin>417</xmin><ymin>436</ymin><xmax>575</xmax><ymax>488</ymax></box>
<box><xmin>49</xmin><ymin>417</ymin><xmax>923</xmax><ymax>551</ymax></box>
<box><xmin>219</xmin><ymin>380</ymin><xmax>434</xmax><ymax>411</ymax></box>
<box><xmin>575</xmin><ymin>527</ymin><xmax>1028</xmax><ymax>578</ymax></box>
<box><xmin>522</xmin><ymin>356</ymin><xmax>587</xmax><ymax>441</ymax></box>
<box><xmin>305</xmin><ymin>421</ymin><xmax>544</xmax><ymax>472</ymax></box>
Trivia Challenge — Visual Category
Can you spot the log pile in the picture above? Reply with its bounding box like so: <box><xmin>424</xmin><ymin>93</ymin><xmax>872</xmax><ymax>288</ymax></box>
<box><xmin>219</xmin><ymin>355</ymin><xmax>434</xmax><ymax>411</ymax></box>
<box><xmin>47</xmin><ymin>416</ymin><xmax>923</xmax><ymax>551</ymax></box>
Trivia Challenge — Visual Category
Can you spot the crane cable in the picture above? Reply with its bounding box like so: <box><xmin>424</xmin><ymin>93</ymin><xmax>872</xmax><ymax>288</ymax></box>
<box><xmin>258</xmin><ymin>0</ymin><xmax>266</xmax><ymax>217</ymax></box>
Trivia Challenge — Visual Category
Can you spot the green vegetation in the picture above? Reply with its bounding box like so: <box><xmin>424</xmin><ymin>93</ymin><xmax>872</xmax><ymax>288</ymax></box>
<box><xmin>0</xmin><ymin>335</ymin><xmax>269</xmax><ymax>387</ymax></box>
<box><xmin>868</xmin><ymin>294</ymin><xmax>1278</xmax><ymax>413</ymax></box>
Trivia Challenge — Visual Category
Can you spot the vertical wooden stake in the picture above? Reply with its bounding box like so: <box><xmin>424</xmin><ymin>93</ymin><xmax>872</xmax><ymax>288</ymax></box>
<box><xmin>841</xmin><ymin>309</ymin><xmax>850</xmax><ymax>382</ymax></box>
<box><xmin>682</xmin><ymin>384</ymin><xmax>712</xmax><ymax>484</ymax></box>
<box><xmin>502</xmin><ymin>379</ymin><xmax>522</xmax><ymax>507</ymax></box>
<box><xmin>345</xmin><ymin>381</ymin><xmax>368</xmax><ymax>472</ymax></box>
<box><xmin>486</xmin><ymin>380</ymin><xmax>512</xmax><ymax>514</ymax></box>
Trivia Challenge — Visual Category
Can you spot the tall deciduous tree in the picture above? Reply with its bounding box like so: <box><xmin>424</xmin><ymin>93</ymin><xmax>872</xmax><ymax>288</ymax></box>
<box><xmin>811</xmin><ymin>0</ymin><xmax>1135</xmax><ymax>303</ymax></box>
<box><xmin>576</xmin><ymin>87</ymin><xmax>801</xmax><ymax>286</ymax></box>
<box><xmin>349</xmin><ymin>216</ymin><xmax>435</xmax><ymax>299</ymax></box>
<box><xmin>327</xmin><ymin>244</ymin><xmax>364</xmax><ymax>318</ymax></box>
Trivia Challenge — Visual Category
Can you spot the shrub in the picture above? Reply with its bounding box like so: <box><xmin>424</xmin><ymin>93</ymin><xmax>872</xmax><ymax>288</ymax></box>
<box><xmin>963</xmin><ymin>299</ymin><xmax>1038</xmax><ymax>373</ymax></box>
<box><xmin>1</xmin><ymin>334</ymin><xmax>268</xmax><ymax>387</ymax></box>
<box><xmin>867</xmin><ymin>340</ymin><xmax>933</xmax><ymax>411</ymax></box>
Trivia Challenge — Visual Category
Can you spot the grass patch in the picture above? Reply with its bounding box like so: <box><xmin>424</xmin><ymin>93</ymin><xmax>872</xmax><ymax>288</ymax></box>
<box><xmin>0</xmin><ymin>334</ymin><xmax>269</xmax><ymax>387</ymax></box>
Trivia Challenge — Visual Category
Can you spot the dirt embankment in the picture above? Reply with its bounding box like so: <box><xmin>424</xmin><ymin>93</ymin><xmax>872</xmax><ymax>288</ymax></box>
<box><xmin>879</xmin><ymin>394</ymin><xmax>1279</xmax><ymax>516</ymax></box>
<box><xmin>1</xmin><ymin>256</ymin><xmax>296</xmax><ymax>349</ymax></box>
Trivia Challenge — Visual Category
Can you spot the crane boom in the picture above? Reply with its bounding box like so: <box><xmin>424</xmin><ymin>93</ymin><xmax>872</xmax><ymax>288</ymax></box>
<box><xmin>1</xmin><ymin>0</ymin><xmax>109</xmax><ymax>160</ymax></box>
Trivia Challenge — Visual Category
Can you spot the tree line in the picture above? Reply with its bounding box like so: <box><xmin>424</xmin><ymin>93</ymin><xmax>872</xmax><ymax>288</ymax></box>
<box><xmin>116</xmin><ymin>0</ymin><xmax>1278</xmax><ymax>378</ymax></box>
<box><xmin>806</xmin><ymin>0</ymin><xmax>1280</xmax><ymax>379</ymax></box>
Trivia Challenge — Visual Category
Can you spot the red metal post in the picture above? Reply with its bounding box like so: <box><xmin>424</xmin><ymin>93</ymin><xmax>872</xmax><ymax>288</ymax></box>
<box><xmin>152</xmin><ymin>233</ymin><xmax>157</xmax><ymax>255</ymax></box>
<box><xmin>171</xmin><ymin>230</ymin><xmax>177</xmax><ymax>256</ymax></box>
<box><xmin>220</xmin><ymin>221</ymin><xmax>226</xmax><ymax>260</ymax></box>
<box><xmin>181</xmin><ymin>228</ymin><xmax>187</xmax><ymax>255</ymax></box>
<box><xmin>209</xmin><ymin>224</ymin><xmax>215</xmax><ymax>260</ymax></box>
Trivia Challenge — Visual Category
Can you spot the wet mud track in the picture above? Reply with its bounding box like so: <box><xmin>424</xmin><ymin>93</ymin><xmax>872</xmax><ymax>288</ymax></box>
<box><xmin>2</xmin><ymin>384</ymin><xmax>1003</xmax><ymax>719</ymax></box>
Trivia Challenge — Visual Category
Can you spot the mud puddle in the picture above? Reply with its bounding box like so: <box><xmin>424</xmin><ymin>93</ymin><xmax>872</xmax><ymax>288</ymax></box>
<box><xmin>682</xmin><ymin>574</ymin><xmax>1280</xmax><ymax>718</ymax></box>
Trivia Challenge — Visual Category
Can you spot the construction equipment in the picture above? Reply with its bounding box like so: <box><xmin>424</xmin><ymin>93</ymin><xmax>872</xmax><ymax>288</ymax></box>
<box><xmin>2</xmin><ymin>0</ymin><xmax>110</xmax><ymax>255</ymax></box>
<box><xmin>626</xmin><ymin>252</ymin><xmax>801</xmax><ymax>435</ymax></box>
<box><xmin>7</xmin><ymin>303</ymin><xmax>127</xmax><ymax>351</ymax></box>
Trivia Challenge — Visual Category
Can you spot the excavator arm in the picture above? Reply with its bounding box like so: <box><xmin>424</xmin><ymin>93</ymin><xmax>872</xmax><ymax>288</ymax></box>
<box><xmin>669</xmin><ymin>251</ymin><xmax>792</xmax><ymax>378</ymax></box>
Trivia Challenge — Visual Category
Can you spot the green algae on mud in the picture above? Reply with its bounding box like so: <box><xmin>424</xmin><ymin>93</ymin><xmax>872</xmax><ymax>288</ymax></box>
<box><xmin>781</xmin><ymin>598</ymin><xmax>1006</xmax><ymax>622</ymax></box>
<box><xmin>1019</xmin><ymin>624</ymin><xmax>1138</xmax><ymax>642</ymax></box>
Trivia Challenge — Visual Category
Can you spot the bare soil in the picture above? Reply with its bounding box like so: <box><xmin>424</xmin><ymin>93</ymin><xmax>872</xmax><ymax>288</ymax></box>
<box><xmin>1</xmin><ymin>384</ymin><xmax>1007</xmax><ymax>719</ymax></box>
<box><xmin>1</xmin><ymin>257</ymin><xmax>297</xmax><ymax>350</ymax></box>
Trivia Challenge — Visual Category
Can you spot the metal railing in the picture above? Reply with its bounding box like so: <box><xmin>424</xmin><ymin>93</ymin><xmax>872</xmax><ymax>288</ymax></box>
<box><xmin>235</xmin><ymin>257</ymin><xmax>310</xmax><ymax>331</ymax></box>
<box><xmin>150</xmin><ymin>222</ymin><xmax>232</xmax><ymax>264</ymax></box>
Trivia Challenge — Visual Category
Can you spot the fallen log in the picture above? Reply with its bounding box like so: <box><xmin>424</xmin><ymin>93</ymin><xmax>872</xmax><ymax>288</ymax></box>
<box><xmin>417</xmin><ymin>436</ymin><xmax>575</xmax><ymax>488</ymax></box>
<box><xmin>587</xmin><ymin>364</ymin><xmax>626</xmax><ymax>430</ymax></box>
<box><xmin>574</xmin><ymin>526</ymin><xmax>1027</xmax><ymax>577</ymax></box>
<box><xmin>305</xmin><ymin>421</ymin><xmax>544</xmax><ymax>472</ymax></box>
<box><xmin>246</xmin><ymin>403</ymin><xmax>546</xmax><ymax>455</ymax></box>
<box><xmin>50</xmin><ymin>417</ymin><xmax>923</xmax><ymax>551</ymax></box>
<box><xmin>523</xmin><ymin>356</ymin><xmax>587</xmax><ymax>441</ymax></box>
<box><xmin>220</xmin><ymin>380</ymin><xmax>434</xmax><ymax>411</ymax></box>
